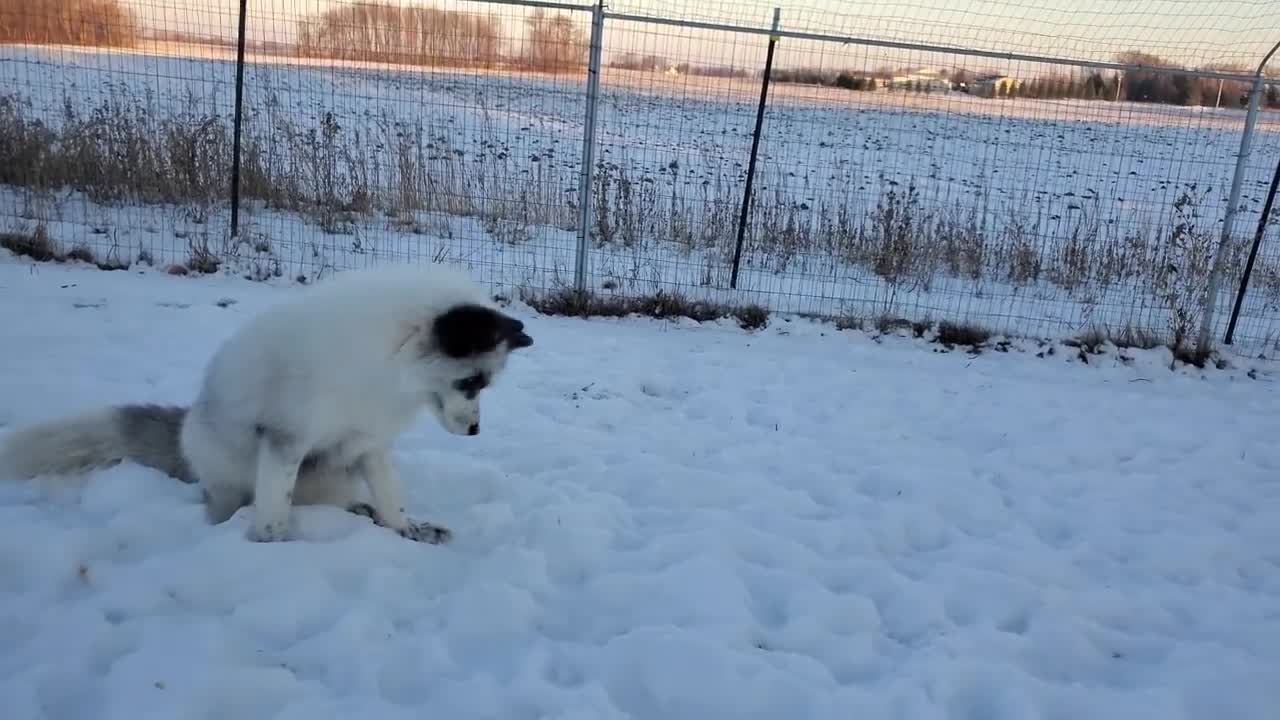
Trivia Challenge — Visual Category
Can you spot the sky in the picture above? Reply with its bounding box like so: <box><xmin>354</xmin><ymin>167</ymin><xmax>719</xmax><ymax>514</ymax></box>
<box><xmin>130</xmin><ymin>0</ymin><xmax>1280</xmax><ymax>74</ymax></box>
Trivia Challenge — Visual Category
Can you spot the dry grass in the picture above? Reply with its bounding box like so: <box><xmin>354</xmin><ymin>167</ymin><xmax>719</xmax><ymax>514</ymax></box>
<box><xmin>1069</xmin><ymin>324</ymin><xmax>1165</xmax><ymax>353</ymax></box>
<box><xmin>0</xmin><ymin>94</ymin><xmax>572</xmax><ymax>236</ymax></box>
<box><xmin>0</xmin><ymin>87</ymin><xmax>1273</xmax><ymax>361</ymax></box>
<box><xmin>875</xmin><ymin>315</ymin><xmax>931</xmax><ymax>337</ymax></box>
<box><xmin>587</xmin><ymin>161</ymin><xmax>1271</xmax><ymax>321</ymax></box>
<box><xmin>934</xmin><ymin>321</ymin><xmax>993</xmax><ymax>349</ymax></box>
<box><xmin>0</xmin><ymin>93</ymin><xmax>230</xmax><ymax>206</ymax></box>
<box><xmin>527</xmin><ymin>287</ymin><xmax>770</xmax><ymax>330</ymax></box>
<box><xmin>1</xmin><ymin>224</ymin><xmax>127</xmax><ymax>270</ymax></box>
<box><xmin>0</xmin><ymin>226</ymin><xmax>57</xmax><ymax>261</ymax></box>
<box><xmin>0</xmin><ymin>90</ymin><xmax>1265</xmax><ymax>314</ymax></box>
<box><xmin>1060</xmin><ymin>321</ymin><xmax>1225</xmax><ymax>367</ymax></box>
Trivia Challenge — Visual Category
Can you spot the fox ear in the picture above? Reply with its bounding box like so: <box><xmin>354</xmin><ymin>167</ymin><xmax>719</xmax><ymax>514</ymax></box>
<box><xmin>430</xmin><ymin>304</ymin><xmax>533</xmax><ymax>358</ymax></box>
<box><xmin>431</xmin><ymin>304</ymin><xmax>504</xmax><ymax>359</ymax></box>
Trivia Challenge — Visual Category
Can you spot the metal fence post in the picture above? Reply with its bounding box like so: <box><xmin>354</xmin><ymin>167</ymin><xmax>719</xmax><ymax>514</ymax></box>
<box><xmin>228</xmin><ymin>0</ymin><xmax>249</xmax><ymax>238</ymax></box>
<box><xmin>1224</xmin><ymin>147</ymin><xmax>1280</xmax><ymax>345</ymax></box>
<box><xmin>573</xmin><ymin>0</ymin><xmax>606</xmax><ymax>294</ymax></box>
<box><xmin>1222</xmin><ymin>39</ymin><xmax>1280</xmax><ymax>346</ymax></box>
<box><xmin>730</xmin><ymin>7</ymin><xmax>781</xmax><ymax>290</ymax></box>
<box><xmin>1197</xmin><ymin>74</ymin><xmax>1263</xmax><ymax>355</ymax></box>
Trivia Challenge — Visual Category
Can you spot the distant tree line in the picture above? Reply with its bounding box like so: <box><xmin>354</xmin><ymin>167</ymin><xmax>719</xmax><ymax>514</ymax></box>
<box><xmin>982</xmin><ymin>55</ymin><xmax>1278</xmax><ymax>109</ymax></box>
<box><xmin>146</xmin><ymin>29</ymin><xmax>234</xmax><ymax>48</ymax></box>
<box><xmin>1106</xmin><ymin>51</ymin><xmax>1277</xmax><ymax>108</ymax></box>
<box><xmin>296</xmin><ymin>3</ymin><xmax>587</xmax><ymax>72</ymax></box>
<box><xmin>769</xmin><ymin>68</ymin><xmax>883</xmax><ymax>91</ymax></box>
<box><xmin>607</xmin><ymin>53</ymin><xmax>751</xmax><ymax>78</ymax></box>
<box><xmin>517</xmin><ymin>8</ymin><xmax>587</xmax><ymax>71</ymax></box>
<box><xmin>296</xmin><ymin>3</ymin><xmax>502</xmax><ymax>67</ymax></box>
<box><xmin>0</xmin><ymin>0</ymin><xmax>139</xmax><ymax>47</ymax></box>
<box><xmin>968</xmin><ymin>72</ymin><xmax>1120</xmax><ymax>100</ymax></box>
<box><xmin>609</xmin><ymin>53</ymin><xmax>667</xmax><ymax>71</ymax></box>
<box><xmin>763</xmin><ymin>51</ymin><xmax>1279</xmax><ymax>109</ymax></box>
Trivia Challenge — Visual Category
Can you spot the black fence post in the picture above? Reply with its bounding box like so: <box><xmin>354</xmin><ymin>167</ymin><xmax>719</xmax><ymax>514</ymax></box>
<box><xmin>730</xmin><ymin>8</ymin><xmax>780</xmax><ymax>290</ymax></box>
<box><xmin>229</xmin><ymin>0</ymin><xmax>249</xmax><ymax>238</ymax></box>
<box><xmin>1224</xmin><ymin>152</ymin><xmax>1280</xmax><ymax>345</ymax></box>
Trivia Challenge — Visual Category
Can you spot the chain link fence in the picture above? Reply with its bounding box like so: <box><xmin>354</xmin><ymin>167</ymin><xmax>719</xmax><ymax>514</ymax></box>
<box><xmin>1</xmin><ymin>0</ymin><xmax>1278</xmax><ymax>357</ymax></box>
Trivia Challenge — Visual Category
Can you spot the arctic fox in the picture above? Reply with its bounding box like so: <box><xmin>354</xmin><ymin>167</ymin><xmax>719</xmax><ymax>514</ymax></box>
<box><xmin>0</xmin><ymin>263</ymin><xmax>533</xmax><ymax>543</ymax></box>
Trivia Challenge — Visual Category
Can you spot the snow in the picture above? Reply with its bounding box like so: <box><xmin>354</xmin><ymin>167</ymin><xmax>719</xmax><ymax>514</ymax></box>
<box><xmin>1</xmin><ymin>251</ymin><xmax>1279</xmax><ymax>719</ymax></box>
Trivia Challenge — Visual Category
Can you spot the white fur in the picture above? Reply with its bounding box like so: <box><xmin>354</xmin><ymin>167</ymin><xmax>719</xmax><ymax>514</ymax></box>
<box><xmin>0</xmin><ymin>409</ymin><xmax>125</xmax><ymax>479</ymax></box>
<box><xmin>179</xmin><ymin>263</ymin><xmax>520</xmax><ymax>542</ymax></box>
<box><xmin>0</xmin><ymin>263</ymin><xmax>531</xmax><ymax>545</ymax></box>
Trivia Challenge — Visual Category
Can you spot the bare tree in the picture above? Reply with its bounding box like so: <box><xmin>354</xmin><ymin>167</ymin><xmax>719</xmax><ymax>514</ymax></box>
<box><xmin>521</xmin><ymin>9</ymin><xmax>587</xmax><ymax>72</ymax></box>
<box><xmin>0</xmin><ymin>0</ymin><xmax>139</xmax><ymax>47</ymax></box>
<box><xmin>297</xmin><ymin>2</ymin><xmax>501</xmax><ymax>68</ymax></box>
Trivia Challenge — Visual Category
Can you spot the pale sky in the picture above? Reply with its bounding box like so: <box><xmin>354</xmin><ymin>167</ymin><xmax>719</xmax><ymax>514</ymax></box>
<box><xmin>131</xmin><ymin>0</ymin><xmax>1280</xmax><ymax>74</ymax></box>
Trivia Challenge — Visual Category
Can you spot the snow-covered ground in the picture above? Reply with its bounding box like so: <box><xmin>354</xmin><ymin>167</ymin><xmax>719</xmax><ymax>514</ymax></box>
<box><xmin>1</xmin><ymin>252</ymin><xmax>1278</xmax><ymax>719</ymax></box>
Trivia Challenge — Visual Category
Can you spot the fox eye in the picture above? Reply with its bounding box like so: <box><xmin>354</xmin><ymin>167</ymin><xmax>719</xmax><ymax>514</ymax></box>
<box><xmin>453</xmin><ymin>373</ymin><xmax>488</xmax><ymax>398</ymax></box>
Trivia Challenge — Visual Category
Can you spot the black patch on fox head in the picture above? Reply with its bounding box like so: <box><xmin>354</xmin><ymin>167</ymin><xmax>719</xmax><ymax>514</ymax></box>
<box><xmin>430</xmin><ymin>303</ymin><xmax>533</xmax><ymax>359</ymax></box>
<box><xmin>454</xmin><ymin>372</ymin><xmax>490</xmax><ymax>399</ymax></box>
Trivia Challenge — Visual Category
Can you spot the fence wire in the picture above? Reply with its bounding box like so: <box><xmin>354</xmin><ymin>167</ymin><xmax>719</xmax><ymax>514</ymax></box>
<box><xmin>607</xmin><ymin>0</ymin><xmax>1280</xmax><ymax>73</ymax></box>
<box><xmin>235</xmin><ymin>0</ymin><xmax>592</xmax><ymax>293</ymax></box>
<box><xmin>1</xmin><ymin>0</ymin><xmax>1279</xmax><ymax>357</ymax></box>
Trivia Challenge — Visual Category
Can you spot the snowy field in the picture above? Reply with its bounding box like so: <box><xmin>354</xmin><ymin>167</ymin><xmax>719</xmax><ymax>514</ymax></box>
<box><xmin>3</xmin><ymin>43</ymin><xmax>1280</xmax><ymax>351</ymax></box>
<box><xmin>2</xmin><ymin>252</ymin><xmax>1280</xmax><ymax>719</ymax></box>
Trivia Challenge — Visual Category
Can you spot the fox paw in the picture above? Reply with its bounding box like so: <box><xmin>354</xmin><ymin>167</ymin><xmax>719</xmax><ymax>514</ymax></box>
<box><xmin>397</xmin><ymin>520</ymin><xmax>452</xmax><ymax>544</ymax></box>
<box><xmin>247</xmin><ymin>521</ymin><xmax>289</xmax><ymax>543</ymax></box>
<box><xmin>346</xmin><ymin>503</ymin><xmax>450</xmax><ymax>543</ymax></box>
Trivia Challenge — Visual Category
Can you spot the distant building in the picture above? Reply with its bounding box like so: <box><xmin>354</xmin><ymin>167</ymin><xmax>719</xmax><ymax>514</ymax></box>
<box><xmin>886</xmin><ymin>68</ymin><xmax>951</xmax><ymax>92</ymax></box>
<box><xmin>970</xmin><ymin>73</ymin><xmax>1020</xmax><ymax>96</ymax></box>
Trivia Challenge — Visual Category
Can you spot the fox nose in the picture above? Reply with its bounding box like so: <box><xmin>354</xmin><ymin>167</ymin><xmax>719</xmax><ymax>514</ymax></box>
<box><xmin>467</xmin><ymin>423</ymin><xmax>479</xmax><ymax>436</ymax></box>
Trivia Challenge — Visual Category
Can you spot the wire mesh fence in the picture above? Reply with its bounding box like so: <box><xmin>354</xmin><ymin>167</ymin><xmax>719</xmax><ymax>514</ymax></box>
<box><xmin>1</xmin><ymin>0</ymin><xmax>1279</xmax><ymax>358</ymax></box>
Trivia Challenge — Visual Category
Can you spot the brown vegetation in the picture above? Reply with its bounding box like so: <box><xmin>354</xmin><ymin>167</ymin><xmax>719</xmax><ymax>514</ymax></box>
<box><xmin>0</xmin><ymin>0</ymin><xmax>139</xmax><ymax>47</ymax></box>
<box><xmin>527</xmin><ymin>288</ymin><xmax>770</xmax><ymax>330</ymax></box>
<box><xmin>520</xmin><ymin>8</ymin><xmax>587</xmax><ymax>72</ymax></box>
<box><xmin>296</xmin><ymin>2</ymin><xmax>502</xmax><ymax>67</ymax></box>
<box><xmin>293</xmin><ymin>2</ymin><xmax>587</xmax><ymax>73</ymax></box>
